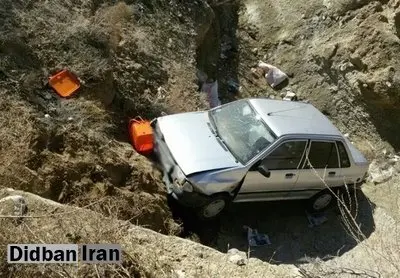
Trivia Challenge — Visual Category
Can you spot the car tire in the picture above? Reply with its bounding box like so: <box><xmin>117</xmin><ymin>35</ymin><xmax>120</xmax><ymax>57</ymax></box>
<box><xmin>307</xmin><ymin>190</ymin><xmax>334</xmax><ymax>212</ymax></box>
<box><xmin>197</xmin><ymin>194</ymin><xmax>231</xmax><ymax>220</ymax></box>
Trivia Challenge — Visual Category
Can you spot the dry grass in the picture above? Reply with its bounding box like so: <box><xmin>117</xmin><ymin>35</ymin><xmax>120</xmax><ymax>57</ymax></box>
<box><xmin>0</xmin><ymin>189</ymin><xmax>296</xmax><ymax>278</ymax></box>
<box><xmin>298</xmin><ymin>156</ymin><xmax>400</xmax><ymax>278</ymax></box>
<box><xmin>1</xmin><ymin>0</ymin><xmax>179</xmax><ymax>229</ymax></box>
<box><xmin>0</xmin><ymin>92</ymin><xmax>34</xmax><ymax>168</ymax></box>
<box><xmin>93</xmin><ymin>2</ymin><xmax>134</xmax><ymax>51</ymax></box>
<box><xmin>0</xmin><ymin>91</ymin><xmax>39</xmax><ymax>192</ymax></box>
<box><xmin>0</xmin><ymin>197</ymin><xmax>151</xmax><ymax>277</ymax></box>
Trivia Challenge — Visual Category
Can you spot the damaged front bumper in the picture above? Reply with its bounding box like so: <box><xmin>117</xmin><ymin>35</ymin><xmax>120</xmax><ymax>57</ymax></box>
<box><xmin>163</xmin><ymin>175</ymin><xmax>211</xmax><ymax>208</ymax></box>
<box><xmin>159</xmin><ymin>160</ymin><xmax>211</xmax><ymax>208</ymax></box>
<box><xmin>152</xmin><ymin>120</ymin><xmax>211</xmax><ymax>208</ymax></box>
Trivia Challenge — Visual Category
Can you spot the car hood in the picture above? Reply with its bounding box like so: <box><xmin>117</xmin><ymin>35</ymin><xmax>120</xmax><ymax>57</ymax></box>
<box><xmin>157</xmin><ymin>112</ymin><xmax>240</xmax><ymax>175</ymax></box>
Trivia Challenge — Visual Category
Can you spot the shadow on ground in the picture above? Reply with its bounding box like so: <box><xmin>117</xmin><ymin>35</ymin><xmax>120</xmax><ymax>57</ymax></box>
<box><xmin>169</xmin><ymin>190</ymin><xmax>375</xmax><ymax>265</ymax></box>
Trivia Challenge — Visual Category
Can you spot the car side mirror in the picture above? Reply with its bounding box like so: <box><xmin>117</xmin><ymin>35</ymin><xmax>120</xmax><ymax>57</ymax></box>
<box><xmin>258</xmin><ymin>164</ymin><xmax>271</xmax><ymax>178</ymax></box>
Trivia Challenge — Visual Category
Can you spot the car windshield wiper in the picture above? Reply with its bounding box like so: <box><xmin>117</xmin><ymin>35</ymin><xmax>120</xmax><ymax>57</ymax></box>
<box><xmin>208</xmin><ymin>112</ymin><xmax>220</xmax><ymax>136</ymax></box>
<box><xmin>208</xmin><ymin>113</ymin><xmax>241</xmax><ymax>163</ymax></box>
<box><xmin>208</xmin><ymin>113</ymin><xmax>228</xmax><ymax>146</ymax></box>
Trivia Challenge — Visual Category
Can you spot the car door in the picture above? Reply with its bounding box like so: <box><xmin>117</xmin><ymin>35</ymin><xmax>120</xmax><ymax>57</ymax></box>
<box><xmin>234</xmin><ymin>140</ymin><xmax>308</xmax><ymax>202</ymax></box>
<box><xmin>336</xmin><ymin>140</ymin><xmax>358</xmax><ymax>185</ymax></box>
<box><xmin>290</xmin><ymin>140</ymin><xmax>343</xmax><ymax>199</ymax></box>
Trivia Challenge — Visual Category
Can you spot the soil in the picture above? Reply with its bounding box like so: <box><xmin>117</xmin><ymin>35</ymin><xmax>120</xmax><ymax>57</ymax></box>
<box><xmin>0</xmin><ymin>0</ymin><xmax>210</xmax><ymax>235</ymax></box>
<box><xmin>1</xmin><ymin>0</ymin><xmax>400</xmax><ymax>277</ymax></box>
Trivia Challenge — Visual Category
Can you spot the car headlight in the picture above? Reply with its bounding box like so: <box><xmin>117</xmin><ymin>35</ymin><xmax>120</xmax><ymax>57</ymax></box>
<box><xmin>173</xmin><ymin>167</ymin><xmax>193</xmax><ymax>192</ymax></box>
<box><xmin>174</xmin><ymin>166</ymin><xmax>186</xmax><ymax>183</ymax></box>
<box><xmin>182</xmin><ymin>181</ymin><xmax>193</xmax><ymax>192</ymax></box>
<box><xmin>173</xmin><ymin>179</ymin><xmax>194</xmax><ymax>193</ymax></box>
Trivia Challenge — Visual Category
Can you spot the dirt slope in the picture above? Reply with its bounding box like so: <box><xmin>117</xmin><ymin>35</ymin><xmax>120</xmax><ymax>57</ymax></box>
<box><xmin>0</xmin><ymin>188</ymin><xmax>298</xmax><ymax>277</ymax></box>
<box><xmin>0</xmin><ymin>0</ymin><xmax>211</xmax><ymax>234</ymax></box>
<box><xmin>211</xmin><ymin>0</ymin><xmax>400</xmax><ymax>276</ymax></box>
<box><xmin>1</xmin><ymin>0</ymin><xmax>400</xmax><ymax>277</ymax></box>
<box><xmin>197</xmin><ymin>0</ymin><xmax>400</xmax><ymax>156</ymax></box>
<box><xmin>234</xmin><ymin>0</ymin><xmax>400</xmax><ymax>154</ymax></box>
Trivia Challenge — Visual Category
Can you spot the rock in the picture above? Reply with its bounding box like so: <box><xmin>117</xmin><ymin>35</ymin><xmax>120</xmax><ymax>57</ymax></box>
<box><xmin>368</xmin><ymin>160</ymin><xmax>395</xmax><ymax>184</ymax></box>
<box><xmin>227</xmin><ymin>248</ymin><xmax>247</xmax><ymax>261</ymax></box>
<box><xmin>156</xmin><ymin>86</ymin><xmax>166</xmax><ymax>100</ymax></box>
<box><xmin>132</xmin><ymin>63</ymin><xmax>143</xmax><ymax>70</ymax></box>
<box><xmin>0</xmin><ymin>195</ymin><xmax>28</xmax><ymax>217</ymax></box>
<box><xmin>43</xmin><ymin>92</ymin><xmax>53</xmax><ymax>100</ymax></box>
<box><xmin>174</xmin><ymin>270</ymin><xmax>185</xmax><ymax>278</ymax></box>
<box><xmin>227</xmin><ymin>248</ymin><xmax>240</xmax><ymax>255</ymax></box>
<box><xmin>251</xmin><ymin>67</ymin><xmax>261</xmax><ymax>78</ymax></box>
<box><xmin>44</xmin><ymin>114</ymin><xmax>50</xmax><ymax>118</ymax></box>
<box><xmin>349</xmin><ymin>54</ymin><xmax>366</xmax><ymax>70</ymax></box>
<box><xmin>377</xmin><ymin>14</ymin><xmax>388</xmax><ymax>23</ymax></box>
<box><xmin>283</xmin><ymin>91</ymin><xmax>297</xmax><ymax>101</ymax></box>
<box><xmin>339</xmin><ymin>61</ymin><xmax>353</xmax><ymax>72</ymax></box>
<box><xmin>118</xmin><ymin>40</ymin><xmax>126</xmax><ymax>47</ymax></box>
<box><xmin>388</xmin><ymin>156</ymin><xmax>400</xmax><ymax>165</ymax></box>
<box><xmin>329</xmin><ymin>85</ymin><xmax>339</xmax><ymax>93</ymax></box>
<box><xmin>228</xmin><ymin>254</ymin><xmax>247</xmax><ymax>266</ymax></box>
<box><xmin>167</xmin><ymin>38</ymin><xmax>173</xmax><ymax>48</ymax></box>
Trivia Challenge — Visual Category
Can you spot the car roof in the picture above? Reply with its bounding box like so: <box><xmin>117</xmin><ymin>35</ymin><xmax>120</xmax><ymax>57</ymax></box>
<box><xmin>248</xmin><ymin>98</ymin><xmax>343</xmax><ymax>138</ymax></box>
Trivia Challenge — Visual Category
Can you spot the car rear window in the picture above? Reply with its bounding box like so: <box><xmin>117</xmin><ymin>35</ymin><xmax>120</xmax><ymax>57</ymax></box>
<box><xmin>305</xmin><ymin>141</ymin><xmax>339</xmax><ymax>169</ymax></box>
<box><xmin>336</xmin><ymin>141</ymin><xmax>351</xmax><ymax>168</ymax></box>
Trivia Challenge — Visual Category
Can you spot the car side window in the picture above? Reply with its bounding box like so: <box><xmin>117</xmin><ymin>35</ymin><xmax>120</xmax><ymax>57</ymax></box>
<box><xmin>336</xmin><ymin>141</ymin><xmax>351</xmax><ymax>168</ymax></box>
<box><xmin>305</xmin><ymin>141</ymin><xmax>339</xmax><ymax>169</ymax></box>
<box><xmin>262</xmin><ymin>141</ymin><xmax>307</xmax><ymax>170</ymax></box>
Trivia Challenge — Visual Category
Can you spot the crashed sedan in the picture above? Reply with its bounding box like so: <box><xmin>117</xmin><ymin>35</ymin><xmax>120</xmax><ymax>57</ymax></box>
<box><xmin>152</xmin><ymin>98</ymin><xmax>369</xmax><ymax>219</ymax></box>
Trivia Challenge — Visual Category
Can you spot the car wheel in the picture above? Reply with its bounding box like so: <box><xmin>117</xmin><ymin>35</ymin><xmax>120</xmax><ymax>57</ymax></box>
<box><xmin>197</xmin><ymin>195</ymin><xmax>230</xmax><ymax>220</ymax></box>
<box><xmin>308</xmin><ymin>191</ymin><xmax>333</xmax><ymax>212</ymax></box>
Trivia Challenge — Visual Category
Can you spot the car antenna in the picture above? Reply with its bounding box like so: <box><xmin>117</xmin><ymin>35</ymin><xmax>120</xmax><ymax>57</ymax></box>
<box><xmin>267</xmin><ymin>105</ymin><xmax>307</xmax><ymax>116</ymax></box>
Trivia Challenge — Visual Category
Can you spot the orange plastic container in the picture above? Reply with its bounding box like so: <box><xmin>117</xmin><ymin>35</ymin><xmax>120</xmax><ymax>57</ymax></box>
<box><xmin>49</xmin><ymin>69</ymin><xmax>80</xmax><ymax>97</ymax></box>
<box><xmin>129</xmin><ymin>117</ymin><xmax>154</xmax><ymax>155</ymax></box>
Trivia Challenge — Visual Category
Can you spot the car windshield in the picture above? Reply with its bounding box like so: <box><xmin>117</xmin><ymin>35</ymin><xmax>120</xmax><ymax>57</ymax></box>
<box><xmin>208</xmin><ymin>100</ymin><xmax>276</xmax><ymax>164</ymax></box>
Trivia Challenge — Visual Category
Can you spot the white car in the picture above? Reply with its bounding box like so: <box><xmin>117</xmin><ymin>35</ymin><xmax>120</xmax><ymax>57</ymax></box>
<box><xmin>152</xmin><ymin>98</ymin><xmax>369</xmax><ymax>219</ymax></box>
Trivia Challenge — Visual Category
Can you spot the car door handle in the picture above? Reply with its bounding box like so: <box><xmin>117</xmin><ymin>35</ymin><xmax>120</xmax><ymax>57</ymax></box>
<box><xmin>328</xmin><ymin>171</ymin><xmax>336</xmax><ymax>176</ymax></box>
<box><xmin>285</xmin><ymin>173</ymin><xmax>295</xmax><ymax>178</ymax></box>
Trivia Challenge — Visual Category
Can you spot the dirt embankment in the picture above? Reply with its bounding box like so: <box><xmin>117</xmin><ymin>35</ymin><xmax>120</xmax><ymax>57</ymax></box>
<box><xmin>233</xmin><ymin>0</ymin><xmax>400</xmax><ymax>155</ymax></box>
<box><xmin>169</xmin><ymin>0</ymin><xmax>400</xmax><ymax>276</ymax></box>
<box><xmin>0</xmin><ymin>0</ymin><xmax>213</xmax><ymax>234</ymax></box>
<box><xmin>0</xmin><ymin>188</ymin><xmax>298</xmax><ymax>277</ymax></box>
<box><xmin>1</xmin><ymin>0</ymin><xmax>400</xmax><ymax>277</ymax></box>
